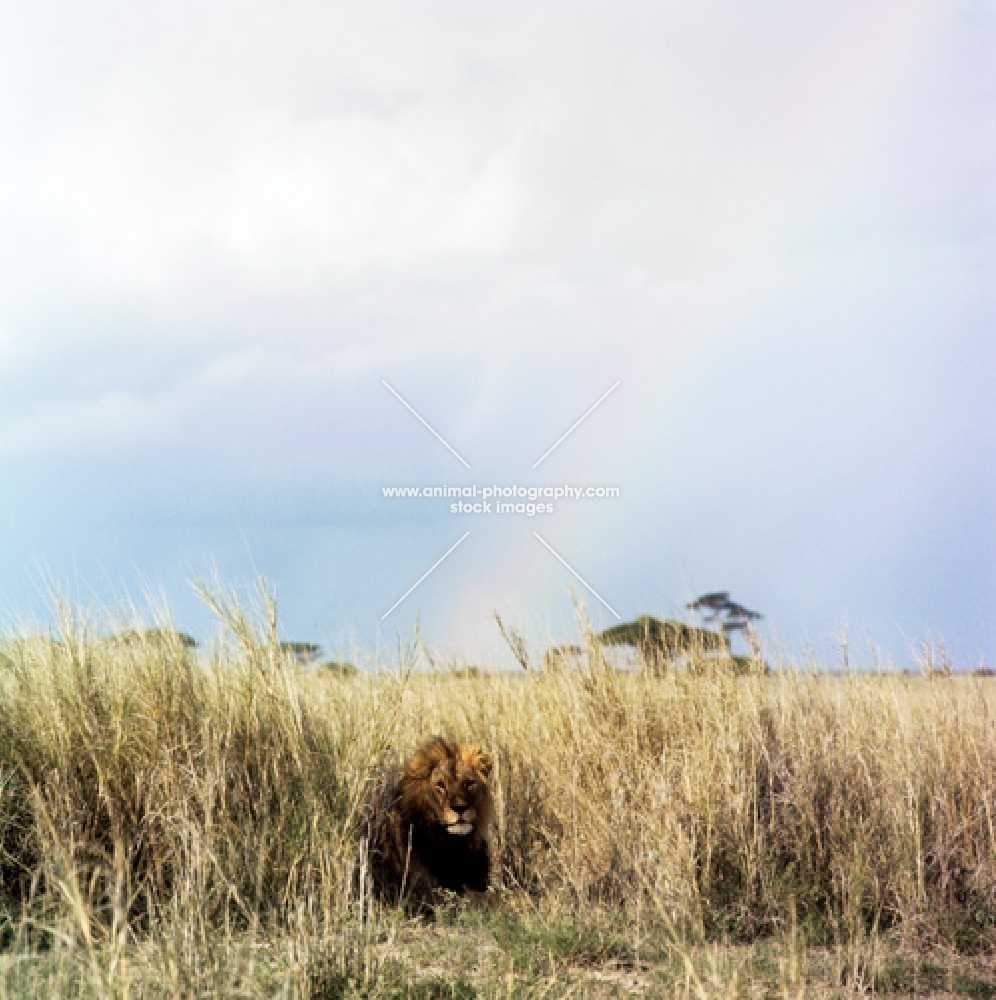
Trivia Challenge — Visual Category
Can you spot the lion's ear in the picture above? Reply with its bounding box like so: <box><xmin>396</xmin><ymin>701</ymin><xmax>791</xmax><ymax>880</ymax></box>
<box><xmin>476</xmin><ymin>751</ymin><xmax>493</xmax><ymax>778</ymax></box>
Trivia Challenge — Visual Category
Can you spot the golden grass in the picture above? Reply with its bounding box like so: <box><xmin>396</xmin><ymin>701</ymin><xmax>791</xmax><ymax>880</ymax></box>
<box><xmin>0</xmin><ymin>586</ymin><xmax>994</xmax><ymax>996</ymax></box>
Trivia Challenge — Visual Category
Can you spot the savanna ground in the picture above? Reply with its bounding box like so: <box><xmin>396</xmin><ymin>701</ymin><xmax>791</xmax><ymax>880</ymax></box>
<box><xmin>0</xmin><ymin>584</ymin><xmax>994</xmax><ymax>998</ymax></box>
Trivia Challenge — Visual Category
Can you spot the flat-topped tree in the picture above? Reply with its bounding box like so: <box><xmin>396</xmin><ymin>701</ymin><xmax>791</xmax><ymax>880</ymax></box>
<box><xmin>597</xmin><ymin>615</ymin><xmax>727</xmax><ymax>673</ymax></box>
<box><xmin>110</xmin><ymin>628</ymin><xmax>198</xmax><ymax>650</ymax></box>
<box><xmin>687</xmin><ymin>594</ymin><xmax>763</xmax><ymax>653</ymax></box>
<box><xmin>279</xmin><ymin>641</ymin><xmax>324</xmax><ymax>666</ymax></box>
<box><xmin>719</xmin><ymin>602</ymin><xmax>763</xmax><ymax>634</ymax></box>
<box><xmin>685</xmin><ymin>592</ymin><xmax>731</xmax><ymax>622</ymax></box>
<box><xmin>542</xmin><ymin>643</ymin><xmax>584</xmax><ymax>671</ymax></box>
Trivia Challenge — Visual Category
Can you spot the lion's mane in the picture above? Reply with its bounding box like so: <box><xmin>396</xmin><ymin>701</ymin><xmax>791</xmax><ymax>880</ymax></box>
<box><xmin>372</xmin><ymin>736</ymin><xmax>493</xmax><ymax>910</ymax></box>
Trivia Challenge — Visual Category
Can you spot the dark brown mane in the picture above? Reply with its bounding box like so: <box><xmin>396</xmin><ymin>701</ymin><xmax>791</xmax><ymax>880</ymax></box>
<box><xmin>372</xmin><ymin>736</ymin><xmax>493</xmax><ymax>911</ymax></box>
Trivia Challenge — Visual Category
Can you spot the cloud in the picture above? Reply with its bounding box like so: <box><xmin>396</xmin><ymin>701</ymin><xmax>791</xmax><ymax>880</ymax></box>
<box><xmin>0</xmin><ymin>0</ymin><xmax>957</xmax><ymax>362</ymax></box>
<box><xmin>0</xmin><ymin>0</ymin><xmax>992</xmax><ymax>661</ymax></box>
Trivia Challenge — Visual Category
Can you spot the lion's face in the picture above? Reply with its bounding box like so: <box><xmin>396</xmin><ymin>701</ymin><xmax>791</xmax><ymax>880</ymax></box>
<box><xmin>398</xmin><ymin>738</ymin><xmax>493</xmax><ymax>839</ymax></box>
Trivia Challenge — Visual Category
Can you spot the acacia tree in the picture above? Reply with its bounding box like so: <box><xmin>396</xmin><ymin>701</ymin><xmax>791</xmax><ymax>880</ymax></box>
<box><xmin>279</xmin><ymin>641</ymin><xmax>323</xmax><ymax>666</ymax></box>
<box><xmin>686</xmin><ymin>592</ymin><xmax>763</xmax><ymax>654</ymax></box>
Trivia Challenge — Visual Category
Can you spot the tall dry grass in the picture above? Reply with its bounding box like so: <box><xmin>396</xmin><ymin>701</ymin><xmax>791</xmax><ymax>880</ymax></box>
<box><xmin>0</xmin><ymin>586</ymin><xmax>994</xmax><ymax>995</ymax></box>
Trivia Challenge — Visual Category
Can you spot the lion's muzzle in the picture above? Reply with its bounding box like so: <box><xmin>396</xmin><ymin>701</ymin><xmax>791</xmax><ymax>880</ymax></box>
<box><xmin>445</xmin><ymin>805</ymin><xmax>477</xmax><ymax>836</ymax></box>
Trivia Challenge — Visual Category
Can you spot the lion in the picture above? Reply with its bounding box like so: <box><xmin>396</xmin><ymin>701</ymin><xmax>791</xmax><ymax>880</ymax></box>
<box><xmin>372</xmin><ymin>736</ymin><xmax>494</xmax><ymax>911</ymax></box>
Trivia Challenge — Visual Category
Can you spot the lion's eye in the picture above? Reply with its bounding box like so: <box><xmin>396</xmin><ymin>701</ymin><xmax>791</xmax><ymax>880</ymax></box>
<box><xmin>433</xmin><ymin>781</ymin><xmax>446</xmax><ymax>796</ymax></box>
<box><xmin>465</xmin><ymin>781</ymin><xmax>477</xmax><ymax>794</ymax></box>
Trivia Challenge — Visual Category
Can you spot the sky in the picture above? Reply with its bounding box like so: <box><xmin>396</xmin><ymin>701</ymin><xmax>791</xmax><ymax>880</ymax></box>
<box><xmin>0</xmin><ymin>0</ymin><xmax>993</xmax><ymax>669</ymax></box>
